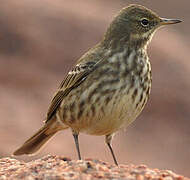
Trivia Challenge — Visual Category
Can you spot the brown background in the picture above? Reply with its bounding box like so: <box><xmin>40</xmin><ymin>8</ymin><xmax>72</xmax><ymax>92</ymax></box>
<box><xmin>0</xmin><ymin>0</ymin><xmax>189</xmax><ymax>177</ymax></box>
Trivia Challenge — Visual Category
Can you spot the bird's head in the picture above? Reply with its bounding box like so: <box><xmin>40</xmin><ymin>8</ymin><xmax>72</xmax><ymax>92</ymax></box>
<box><xmin>103</xmin><ymin>4</ymin><xmax>181</xmax><ymax>49</ymax></box>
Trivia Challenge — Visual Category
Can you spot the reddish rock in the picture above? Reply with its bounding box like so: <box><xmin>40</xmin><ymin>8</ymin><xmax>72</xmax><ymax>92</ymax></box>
<box><xmin>0</xmin><ymin>155</ymin><xmax>189</xmax><ymax>180</ymax></box>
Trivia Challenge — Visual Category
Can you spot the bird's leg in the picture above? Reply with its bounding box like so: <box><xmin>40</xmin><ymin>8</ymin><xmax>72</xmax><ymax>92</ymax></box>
<box><xmin>72</xmin><ymin>131</ymin><xmax>81</xmax><ymax>160</ymax></box>
<box><xmin>105</xmin><ymin>134</ymin><xmax>118</xmax><ymax>166</ymax></box>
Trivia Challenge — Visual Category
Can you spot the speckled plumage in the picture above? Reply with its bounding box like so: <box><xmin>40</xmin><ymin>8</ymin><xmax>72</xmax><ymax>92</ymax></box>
<box><xmin>13</xmin><ymin>4</ymin><xmax>181</xmax><ymax>165</ymax></box>
<box><xmin>55</xmin><ymin>47</ymin><xmax>151</xmax><ymax>136</ymax></box>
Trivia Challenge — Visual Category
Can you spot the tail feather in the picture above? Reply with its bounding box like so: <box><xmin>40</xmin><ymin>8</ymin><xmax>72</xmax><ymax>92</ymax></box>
<box><xmin>13</xmin><ymin>120</ymin><xmax>67</xmax><ymax>156</ymax></box>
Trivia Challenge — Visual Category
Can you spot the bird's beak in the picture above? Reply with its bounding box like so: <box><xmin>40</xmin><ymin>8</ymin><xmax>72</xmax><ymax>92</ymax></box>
<box><xmin>160</xmin><ymin>18</ymin><xmax>182</xmax><ymax>25</ymax></box>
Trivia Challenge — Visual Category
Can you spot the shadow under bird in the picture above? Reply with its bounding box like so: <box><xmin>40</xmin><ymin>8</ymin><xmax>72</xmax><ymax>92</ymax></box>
<box><xmin>13</xmin><ymin>4</ymin><xmax>181</xmax><ymax>165</ymax></box>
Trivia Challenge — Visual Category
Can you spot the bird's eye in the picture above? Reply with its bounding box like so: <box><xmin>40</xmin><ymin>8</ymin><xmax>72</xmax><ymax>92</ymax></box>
<box><xmin>141</xmin><ymin>18</ymin><xmax>149</xmax><ymax>27</ymax></box>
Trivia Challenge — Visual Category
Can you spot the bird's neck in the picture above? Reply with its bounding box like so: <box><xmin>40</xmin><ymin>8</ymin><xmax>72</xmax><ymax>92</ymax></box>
<box><xmin>101</xmin><ymin>40</ymin><xmax>150</xmax><ymax>62</ymax></box>
<box><xmin>101</xmin><ymin>34</ymin><xmax>152</xmax><ymax>53</ymax></box>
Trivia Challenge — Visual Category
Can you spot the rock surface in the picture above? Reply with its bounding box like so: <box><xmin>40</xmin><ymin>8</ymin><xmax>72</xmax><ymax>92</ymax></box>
<box><xmin>0</xmin><ymin>155</ymin><xmax>189</xmax><ymax>180</ymax></box>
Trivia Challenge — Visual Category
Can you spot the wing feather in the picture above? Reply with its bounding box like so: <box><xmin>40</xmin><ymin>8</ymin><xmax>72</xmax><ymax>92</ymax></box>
<box><xmin>46</xmin><ymin>61</ymin><xmax>96</xmax><ymax>121</ymax></box>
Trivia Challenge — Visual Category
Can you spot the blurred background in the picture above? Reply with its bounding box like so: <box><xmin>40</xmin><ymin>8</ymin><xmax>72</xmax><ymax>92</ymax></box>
<box><xmin>0</xmin><ymin>0</ymin><xmax>189</xmax><ymax>177</ymax></box>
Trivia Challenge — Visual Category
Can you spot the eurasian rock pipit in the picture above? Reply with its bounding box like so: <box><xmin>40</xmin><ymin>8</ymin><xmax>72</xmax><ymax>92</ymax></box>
<box><xmin>13</xmin><ymin>4</ymin><xmax>181</xmax><ymax>165</ymax></box>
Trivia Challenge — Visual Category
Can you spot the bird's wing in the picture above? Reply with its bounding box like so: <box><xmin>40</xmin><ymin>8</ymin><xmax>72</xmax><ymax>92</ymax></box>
<box><xmin>46</xmin><ymin>61</ymin><xmax>97</xmax><ymax>122</ymax></box>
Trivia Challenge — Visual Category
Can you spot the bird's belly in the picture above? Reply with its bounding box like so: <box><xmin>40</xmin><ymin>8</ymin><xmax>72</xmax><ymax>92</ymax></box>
<box><xmin>63</xmin><ymin>88</ymin><xmax>146</xmax><ymax>136</ymax></box>
<box><xmin>82</xmin><ymin>101</ymin><xmax>136</xmax><ymax>135</ymax></box>
<box><xmin>84</xmin><ymin>93</ymin><xmax>144</xmax><ymax>135</ymax></box>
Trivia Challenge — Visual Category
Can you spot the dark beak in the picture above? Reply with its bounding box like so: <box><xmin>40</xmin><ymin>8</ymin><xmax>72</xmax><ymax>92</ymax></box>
<box><xmin>160</xmin><ymin>18</ymin><xmax>182</xmax><ymax>25</ymax></box>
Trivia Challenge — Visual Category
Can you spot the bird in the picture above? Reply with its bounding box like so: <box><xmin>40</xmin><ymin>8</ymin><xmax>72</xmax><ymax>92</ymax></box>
<box><xmin>13</xmin><ymin>4</ymin><xmax>181</xmax><ymax>165</ymax></box>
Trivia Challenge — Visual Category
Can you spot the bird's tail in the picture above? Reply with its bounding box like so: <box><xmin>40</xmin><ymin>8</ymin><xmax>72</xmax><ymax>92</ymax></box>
<box><xmin>13</xmin><ymin>120</ymin><xmax>68</xmax><ymax>156</ymax></box>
